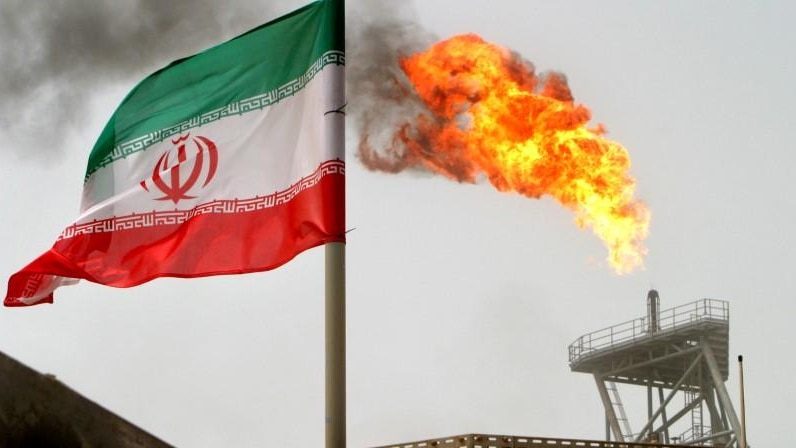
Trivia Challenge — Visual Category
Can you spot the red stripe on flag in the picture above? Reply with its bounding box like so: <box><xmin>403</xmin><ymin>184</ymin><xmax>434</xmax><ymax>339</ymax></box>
<box><xmin>5</xmin><ymin>173</ymin><xmax>345</xmax><ymax>307</ymax></box>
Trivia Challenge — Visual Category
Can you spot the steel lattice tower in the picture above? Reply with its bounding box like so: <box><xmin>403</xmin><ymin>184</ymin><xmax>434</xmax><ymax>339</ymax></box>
<box><xmin>568</xmin><ymin>291</ymin><xmax>743</xmax><ymax>447</ymax></box>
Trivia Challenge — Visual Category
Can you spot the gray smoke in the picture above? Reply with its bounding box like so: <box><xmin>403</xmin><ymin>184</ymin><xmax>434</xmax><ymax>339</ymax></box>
<box><xmin>0</xmin><ymin>0</ymin><xmax>278</xmax><ymax>159</ymax></box>
<box><xmin>345</xmin><ymin>1</ymin><xmax>436</xmax><ymax>170</ymax></box>
<box><xmin>0</xmin><ymin>0</ymin><xmax>435</xmax><ymax>162</ymax></box>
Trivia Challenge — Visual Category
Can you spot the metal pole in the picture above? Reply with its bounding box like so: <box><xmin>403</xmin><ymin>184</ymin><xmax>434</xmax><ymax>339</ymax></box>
<box><xmin>326</xmin><ymin>1</ymin><xmax>345</xmax><ymax>444</ymax></box>
<box><xmin>647</xmin><ymin>382</ymin><xmax>653</xmax><ymax>427</ymax></box>
<box><xmin>738</xmin><ymin>355</ymin><xmax>747</xmax><ymax>448</ymax></box>
<box><xmin>326</xmin><ymin>242</ymin><xmax>346</xmax><ymax>448</ymax></box>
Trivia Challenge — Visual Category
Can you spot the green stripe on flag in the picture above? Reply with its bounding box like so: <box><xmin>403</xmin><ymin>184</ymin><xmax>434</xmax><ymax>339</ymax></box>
<box><xmin>86</xmin><ymin>0</ymin><xmax>344</xmax><ymax>179</ymax></box>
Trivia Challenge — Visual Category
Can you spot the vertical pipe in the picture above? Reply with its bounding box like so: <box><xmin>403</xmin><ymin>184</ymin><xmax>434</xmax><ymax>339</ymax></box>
<box><xmin>647</xmin><ymin>382</ymin><xmax>653</xmax><ymax>437</ymax></box>
<box><xmin>647</xmin><ymin>289</ymin><xmax>660</xmax><ymax>334</ymax></box>
<box><xmin>738</xmin><ymin>355</ymin><xmax>747</xmax><ymax>448</ymax></box>
<box><xmin>326</xmin><ymin>242</ymin><xmax>346</xmax><ymax>448</ymax></box>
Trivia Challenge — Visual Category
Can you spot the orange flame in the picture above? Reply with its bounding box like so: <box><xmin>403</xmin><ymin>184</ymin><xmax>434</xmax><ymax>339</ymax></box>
<box><xmin>359</xmin><ymin>34</ymin><xmax>650</xmax><ymax>274</ymax></box>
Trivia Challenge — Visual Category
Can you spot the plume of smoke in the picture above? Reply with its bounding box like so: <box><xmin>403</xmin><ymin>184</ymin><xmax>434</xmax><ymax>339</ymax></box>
<box><xmin>345</xmin><ymin>0</ymin><xmax>438</xmax><ymax>174</ymax></box>
<box><xmin>0</xmin><ymin>0</ymin><xmax>283</xmax><ymax>159</ymax></box>
<box><xmin>2</xmin><ymin>0</ymin><xmax>470</xmax><ymax>165</ymax></box>
<box><xmin>1</xmin><ymin>0</ymin><xmax>441</xmax><ymax>163</ymax></box>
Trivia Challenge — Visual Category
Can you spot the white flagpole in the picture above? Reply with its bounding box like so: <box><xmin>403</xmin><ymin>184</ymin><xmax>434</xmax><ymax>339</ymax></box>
<box><xmin>326</xmin><ymin>1</ymin><xmax>345</xmax><ymax>445</ymax></box>
<box><xmin>326</xmin><ymin>0</ymin><xmax>346</xmax><ymax>442</ymax></box>
<box><xmin>326</xmin><ymin>242</ymin><xmax>346</xmax><ymax>448</ymax></box>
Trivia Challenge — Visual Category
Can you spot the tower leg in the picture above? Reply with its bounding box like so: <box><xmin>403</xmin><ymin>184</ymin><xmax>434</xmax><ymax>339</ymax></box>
<box><xmin>658</xmin><ymin>387</ymin><xmax>670</xmax><ymax>443</ymax></box>
<box><xmin>594</xmin><ymin>375</ymin><xmax>625</xmax><ymax>442</ymax></box>
<box><xmin>702</xmin><ymin>341</ymin><xmax>742</xmax><ymax>445</ymax></box>
<box><xmin>703</xmin><ymin>383</ymin><xmax>729</xmax><ymax>445</ymax></box>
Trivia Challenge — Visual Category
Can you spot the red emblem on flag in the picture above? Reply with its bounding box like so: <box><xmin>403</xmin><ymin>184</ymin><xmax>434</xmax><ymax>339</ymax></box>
<box><xmin>140</xmin><ymin>133</ymin><xmax>219</xmax><ymax>204</ymax></box>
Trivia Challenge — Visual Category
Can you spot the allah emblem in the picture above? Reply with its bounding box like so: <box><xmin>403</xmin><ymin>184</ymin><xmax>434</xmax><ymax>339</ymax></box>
<box><xmin>140</xmin><ymin>133</ymin><xmax>219</xmax><ymax>204</ymax></box>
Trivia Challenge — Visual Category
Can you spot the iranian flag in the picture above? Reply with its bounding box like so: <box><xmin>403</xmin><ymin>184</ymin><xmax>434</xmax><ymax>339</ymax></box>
<box><xmin>5</xmin><ymin>0</ymin><xmax>345</xmax><ymax>307</ymax></box>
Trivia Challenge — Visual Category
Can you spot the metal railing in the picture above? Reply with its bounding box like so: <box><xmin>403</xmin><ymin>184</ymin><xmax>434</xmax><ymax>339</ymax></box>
<box><xmin>372</xmin><ymin>433</ymin><xmax>693</xmax><ymax>448</ymax></box>
<box><xmin>569</xmin><ymin>299</ymin><xmax>729</xmax><ymax>364</ymax></box>
<box><xmin>676</xmin><ymin>425</ymin><xmax>711</xmax><ymax>446</ymax></box>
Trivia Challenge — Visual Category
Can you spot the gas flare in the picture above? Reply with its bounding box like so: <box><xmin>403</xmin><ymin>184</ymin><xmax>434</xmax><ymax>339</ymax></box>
<box><xmin>359</xmin><ymin>34</ymin><xmax>650</xmax><ymax>274</ymax></box>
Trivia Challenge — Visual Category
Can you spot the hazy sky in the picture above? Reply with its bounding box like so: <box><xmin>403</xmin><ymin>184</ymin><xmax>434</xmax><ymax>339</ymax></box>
<box><xmin>2</xmin><ymin>1</ymin><xmax>795</xmax><ymax>447</ymax></box>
